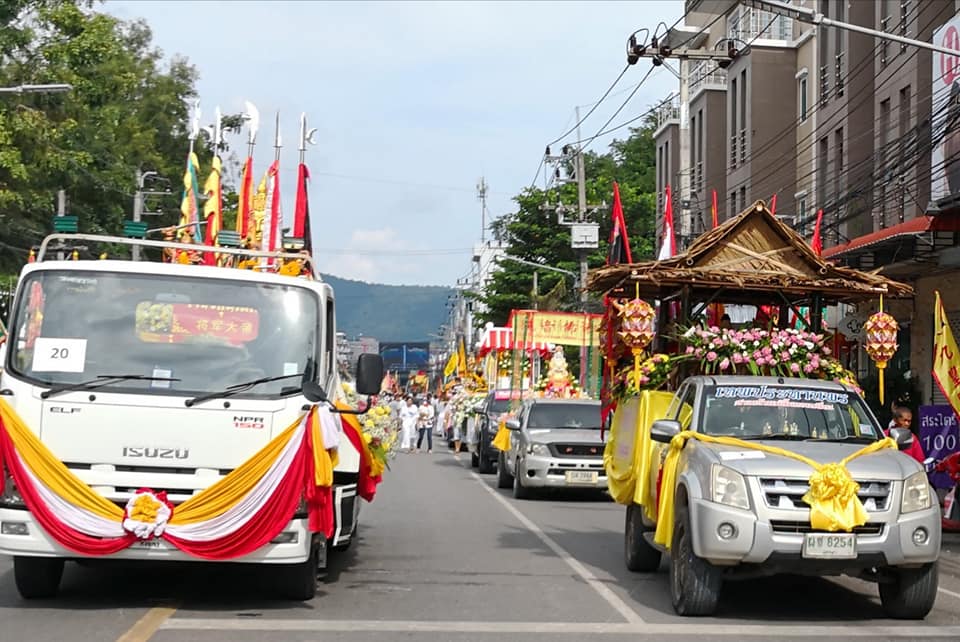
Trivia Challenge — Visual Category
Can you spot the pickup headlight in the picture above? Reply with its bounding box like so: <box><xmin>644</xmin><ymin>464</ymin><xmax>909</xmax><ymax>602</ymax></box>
<box><xmin>711</xmin><ymin>464</ymin><xmax>749</xmax><ymax>510</ymax></box>
<box><xmin>0</xmin><ymin>467</ymin><xmax>25</xmax><ymax>508</ymax></box>
<box><xmin>528</xmin><ymin>443</ymin><xmax>550</xmax><ymax>457</ymax></box>
<box><xmin>901</xmin><ymin>470</ymin><xmax>933</xmax><ymax>514</ymax></box>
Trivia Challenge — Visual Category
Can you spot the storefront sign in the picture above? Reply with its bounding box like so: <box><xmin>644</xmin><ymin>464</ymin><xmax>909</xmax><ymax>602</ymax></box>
<box><xmin>510</xmin><ymin>310</ymin><xmax>602</xmax><ymax>346</ymax></box>
<box><xmin>931</xmin><ymin>13</ymin><xmax>960</xmax><ymax>202</ymax></box>
<box><xmin>919</xmin><ymin>404</ymin><xmax>960</xmax><ymax>488</ymax></box>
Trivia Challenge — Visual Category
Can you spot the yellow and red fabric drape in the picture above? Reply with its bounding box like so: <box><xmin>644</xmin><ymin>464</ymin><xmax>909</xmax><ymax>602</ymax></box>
<box><xmin>0</xmin><ymin>400</ymin><xmax>347</xmax><ymax>560</ymax></box>
<box><xmin>337</xmin><ymin>404</ymin><xmax>384</xmax><ymax>502</ymax></box>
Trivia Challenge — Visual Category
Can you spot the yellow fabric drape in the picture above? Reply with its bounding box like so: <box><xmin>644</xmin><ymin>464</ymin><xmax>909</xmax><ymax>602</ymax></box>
<box><xmin>491</xmin><ymin>422</ymin><xmax>511</xmax><ymax>452</ymax></box>
<box><xmin>0</xmin><ymin>399</ymin><xmax>123</xmax><ymax>521</ymax></box>
<box><xmin>337</xmin><ymin>404</ymin><xmax>385</xmax><ymax>478</ymax></box>
<box><xmin>653</xmin><ymin>431</ymin><xmax>897</xmax><ymax>548</ymax></box>
<box><xmin>309</xmin><ymin>410</ymin><xmax>337</xmax><ymax>488</ymax></box>
<box><xmin>603</xmin><ymin>392</ymin><xmax>675</xmax><ymax>520</ymax></box>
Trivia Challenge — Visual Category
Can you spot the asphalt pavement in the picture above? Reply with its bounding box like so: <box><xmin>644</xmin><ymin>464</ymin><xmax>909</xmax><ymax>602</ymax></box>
<box><xmin>2</xmin><ymin>448</ymin><xmax>960</xmax><ymax>641</ymax></box>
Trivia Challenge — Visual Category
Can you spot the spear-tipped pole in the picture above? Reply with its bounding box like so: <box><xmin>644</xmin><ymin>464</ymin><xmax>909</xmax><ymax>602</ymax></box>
<box><xmin>273</xmin><ymin>111</ymin><xmax>282</xmax><ymax>162</ymax></box>
<box><xmin>243</xmin><ymin>100</ymin><xmax>260</xmax><ymax>158</ymax></box>
<box><xmin>188</xmin><ymin>99</ymin><xmax>201</xmax><ymax>155</ymax></box>
<box><xmin>298</xmin><ymin>112</ymin><xmax>317</xmax><ymax>164</ymax></box>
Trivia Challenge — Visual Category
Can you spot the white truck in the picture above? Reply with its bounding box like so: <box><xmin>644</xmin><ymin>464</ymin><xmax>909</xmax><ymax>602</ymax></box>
<box><xmin>0</xmin><ymin>233</ymin><xmax>382</xmax><ymax>600</ymax></box>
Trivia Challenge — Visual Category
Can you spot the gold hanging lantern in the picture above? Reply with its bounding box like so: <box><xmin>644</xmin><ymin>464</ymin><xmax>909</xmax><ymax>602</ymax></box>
<box><xmin>863</xmin><ymin>295</ymin><xmax>898</xmax><ymax>405</ymax></box>
<box><xmin>612</xmin><ymin>283</ymin><xmax>657</xmax><ymax>384</ymax></box>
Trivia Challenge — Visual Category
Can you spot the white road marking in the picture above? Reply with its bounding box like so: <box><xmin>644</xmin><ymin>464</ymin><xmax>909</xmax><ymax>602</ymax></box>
<box><xmin>159</xmin><ymin>618</ymin><xmax>960</xmax><ymax>637</ymax></box>
<box><xmin>939</xmin><ymin>585</ymin><xmax>960</xmax><ymax>601</ymax></box>
<box><xmin>468</xmin><ymin>469</ymin><xmax>645</xmax><ymax>625</ymax></box>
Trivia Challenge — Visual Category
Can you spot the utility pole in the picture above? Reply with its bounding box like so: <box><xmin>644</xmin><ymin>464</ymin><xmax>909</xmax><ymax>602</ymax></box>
<box><xmin>132</xmin><ymin>170</ymin><xmax>171</xmax><ymax>261</ymax></box>
<box><xmin>56</xmin><ymin>190</ymin><xmax>66</xmax><ymax>261</ymax></box>
<box><xmin>477</xmin><ymin>177</ymin><xmax>489</xmax><ymax>242</ymax></box>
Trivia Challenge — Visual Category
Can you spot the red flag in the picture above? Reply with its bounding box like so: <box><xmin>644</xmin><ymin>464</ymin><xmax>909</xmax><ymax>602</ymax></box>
<box><xmin>770</xmin><ymin>193</ymin><xmax>777</xmax><ymax>216</ymax></box>
<box><xmin>711</xmin><ymin>189</ymin><xmax>718</xmax><ymax>229</ymax></box>
<box><xmin>658</xmin><ymin>185</ymin><xmax>676</xmax><ymax>260</ymax></box>
<box><xmin>811</xmin><ymin>208</ymin><xmax>824</xmax><ymax>256</ymax></box>
<box><xmin>264</xmin><ymin>160</ymin><xmax>282</xmax><ymax>261</ymax></box>
<box><xmin>294</xmin><ymin>162</ymin><xmax>311</xmax><ymax>255</ymax></box>
<box><xmin>606</xmin><ymin>182</ymin><xmax>632</xmax><ymax>265</ymax></box>
<box><xmin>237</xmin><ymin>156</ymin><xmax>253</xmax><ymax>239</ymax></box>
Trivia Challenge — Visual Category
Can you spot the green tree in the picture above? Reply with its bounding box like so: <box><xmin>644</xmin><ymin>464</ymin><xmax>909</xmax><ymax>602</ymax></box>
<box><xmin>480</xmin><ymin>117</ymin><xmax>659</xmax><ymax>326</ymax></box>
<box><xmin>0</xmin><ymin>1</ymin><xmax>203</xmax><ymax>269</ymax></box>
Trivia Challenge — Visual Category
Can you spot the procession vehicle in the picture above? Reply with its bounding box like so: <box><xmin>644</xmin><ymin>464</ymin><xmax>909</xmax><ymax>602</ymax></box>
<box><xmin>0</xmin><ymin>232</ymin><xmax>385</xmax><ymax>600</ymax></box>
<box><xmin>589</xmin><ymin>202</ymin><xmax>940</xmax><ymax>619</ymax></box>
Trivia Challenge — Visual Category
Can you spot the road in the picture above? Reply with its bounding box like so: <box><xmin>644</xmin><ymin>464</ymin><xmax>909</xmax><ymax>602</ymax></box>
<box><xmin>2</xmin><ymin>450</ymin><xmax>960</xmax><ymax>641</ymax></box>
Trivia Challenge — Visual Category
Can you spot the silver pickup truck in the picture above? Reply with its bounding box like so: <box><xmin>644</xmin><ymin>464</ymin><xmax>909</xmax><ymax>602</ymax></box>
<box><xmin>624</xmin><ymin>376</ymin><xmax>940</xmax><ymax>619</ymax></box>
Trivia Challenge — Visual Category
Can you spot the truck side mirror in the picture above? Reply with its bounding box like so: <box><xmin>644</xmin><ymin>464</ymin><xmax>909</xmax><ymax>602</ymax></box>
<box><xmin>505</xmin><ymin>418</ymin><xmax>521</xmax><ymax>431</ymax></box>
<box><xmin>888</xmin><ymin>427</ymin><xmax>915</xmax><ymax>450</ymax></box>
<box><xmin>651</xmin><ymin>419</ymin><xmax>682</xmax><ymax>444</ymax></box>
<box><xmin>355</xmin><ymin>353</ymin><xmax>384</xmax><ymax>396</ymax></box>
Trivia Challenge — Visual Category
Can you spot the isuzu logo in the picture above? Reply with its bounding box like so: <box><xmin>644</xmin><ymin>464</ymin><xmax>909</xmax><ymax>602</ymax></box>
<box><xmin>122</xmin><ymin>447</ymin><xmax>189</xmax><ymax>459</ymax></box>
<box><xmin>233</xmin><ymin>415</ymin><xmax>265</xmax><ymax>430</ymax></box>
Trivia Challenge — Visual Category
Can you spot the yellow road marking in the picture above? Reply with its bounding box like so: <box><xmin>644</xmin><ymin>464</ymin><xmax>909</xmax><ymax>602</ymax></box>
<box><xmin>116</xmin><ymin>605</ymin><xmax>178</xmax><ymax>642</ymax></box>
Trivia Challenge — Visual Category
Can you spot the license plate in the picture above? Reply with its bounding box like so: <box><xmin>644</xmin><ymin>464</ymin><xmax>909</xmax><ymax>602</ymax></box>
<box><xmin>565</xmin><ymin>470</ymin><xmax>598</xmax><ymax>484</ymax></box>
<box><xmin>132</xmin><ymin>539</ymin><xmax>167</xmax><ymax>550</ymax></box>
<box><xmin>802</xmin><ymin>533</ymin><xmax>857</xmax><ymax>559</ymax></box>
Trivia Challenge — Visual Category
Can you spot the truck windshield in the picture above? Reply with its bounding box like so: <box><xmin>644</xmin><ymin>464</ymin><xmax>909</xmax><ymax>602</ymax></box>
<box><xmin>5</xmin><ymin>270</ymin><xmax>319</xmax><ymax>398</ymax></box>
<box><xmin>700</xmin><ymin>384</ymin><xmax>879</xmax><ymax>441</ymax></box>
<box><xmin>528</xmin><ymin>403</ymin><xmax>601</xmax><ymax>430</ymax></box>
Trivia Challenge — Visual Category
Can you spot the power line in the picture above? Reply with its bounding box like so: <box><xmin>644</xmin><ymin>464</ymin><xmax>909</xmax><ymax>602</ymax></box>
<box><xmin>547</xmin><ymin>65</ymin><xmax>631</xmax><ymax>147</ymax></box>
<box><xmin>580</xmin><ymin>66</ymin><xmax>658</xmax><ymax>153</ymax></box>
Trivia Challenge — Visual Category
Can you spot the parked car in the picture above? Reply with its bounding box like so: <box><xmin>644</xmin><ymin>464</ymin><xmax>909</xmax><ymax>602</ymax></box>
<box><xmin>497</xmin><ymin>398</ymin><xmax>606</xmax><ymax>498</ymax></box>
<box><xmin>471</xmin><ymin>391</ymin><xmax>519</xmax><ymax>473</ymax></box>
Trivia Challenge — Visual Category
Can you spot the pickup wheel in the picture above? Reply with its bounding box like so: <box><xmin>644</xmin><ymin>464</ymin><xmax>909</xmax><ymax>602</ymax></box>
<box><xmin>470</xmin><ymin>451</ymin><xmax>479</xmax><ymax>468</ymax></box>
<box><xmin>478</xmin><ymin>450</ymin><xmax>495</xmax><ymax>474</ymax></box>
<box><xmin>14</xmin><ymin>556</ymin><xmax>64</xmax><ymax>599</ymax></box>
<box><xmin>497</xmin><ymin>451</ymin><xmax>513</xmax><ymax>488</ymax></box>
<box><xmin>669</xmin><ymin>504</ymin><xmax>721</xmax><ymax>616</ymax></box>
<box><xmin>277</xmin><ymin>545</ymin><xmax>319</xmax><ymax>601</ymax></box>
<box><xmin>879</xmin><ymin>562</ymin><xmax>939</xmax><ymax>619</ymax></box>
<box><xmin>625</xmin><ymin>504</ymin><xmax>661</xmax><ymax>572</ymax></box>
<box><xmin>513</xmin><ymin>458</ymin><xmax>533</xmax><ymax>499</ymax></box>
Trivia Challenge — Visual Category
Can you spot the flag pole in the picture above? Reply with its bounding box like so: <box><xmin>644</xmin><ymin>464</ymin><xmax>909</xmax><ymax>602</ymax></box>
<box><xmin>298</xmin><ymin>112</ymin><xmax>317</xmax><ymax>166</ymax></box>
<box><xmin>245</xmin><ymin>101</ymin><xmax>260</xmax><ymax>160</ymax></box>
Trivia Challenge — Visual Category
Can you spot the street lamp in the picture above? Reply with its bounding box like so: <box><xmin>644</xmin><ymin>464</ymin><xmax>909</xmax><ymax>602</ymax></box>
<box><xmin>0</xmin><ymin>83</ymin><xmax>72</xmax><ymax>95</ymax></box>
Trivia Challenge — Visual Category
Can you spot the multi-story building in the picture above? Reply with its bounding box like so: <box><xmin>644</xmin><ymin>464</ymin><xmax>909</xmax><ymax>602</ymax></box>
<box><xmin>661</xmin><ymin>0</ymin><xmax>960</xmax><ymax>405</ymax></box>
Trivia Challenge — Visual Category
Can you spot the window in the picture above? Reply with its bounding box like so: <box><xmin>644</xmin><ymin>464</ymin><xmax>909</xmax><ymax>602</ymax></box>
<box><xmin>799</xmin><ymin>76</ymin><xmax>808</xmax><ymax>121</ymax></box>
<box><xmin>797</xmin><ymin>195</ymin><xmax>808</xmax><ymax>235</ymax></box>
<box><xmin>325</xmin><ymin>297</ymin><xmax>335</xmax><ymax>378</ymax></box>
<box><xmin>740</xmin><ymin>186</ymin><xmax>747</xmax><ymax>211</ymax></box>
<box><xmin>730</xmin><ymin>78</ymin><xmax>738</xmax><ymax>169</ymax></box>
<box><xmin>899</xmin><ymin>85</ymin><xmax>911</xmax><ymax>174</ymax></box>
<box><xmin>730</xmin><ymin>191</ymin><xmax>737</xmax><ymax>218</ymax></box>
<box><xmin>900</xmin><ymin>0</ymin><xmax>910</xmax><ymax>53</ymax></box>
<box><xmin>834</xmin><ymin>127</ymin><xmax>844</xmax><ymax>203</ymax></box>
<box><xmin>817</xmin><ymin>137</ymin><xmax>828</xmax><ymax>210</ymax></box>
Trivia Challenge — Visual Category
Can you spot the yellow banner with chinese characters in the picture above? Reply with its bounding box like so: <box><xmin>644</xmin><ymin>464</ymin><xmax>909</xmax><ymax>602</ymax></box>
<box><xmin>933</xmin><ymin>290</ymin><xmax>960</xmax><ymax>419</ymax></box>
<box><xmin>510</xmin><ymin>310</ymin><xmax>602</xmax><ymax>347</ymax></box>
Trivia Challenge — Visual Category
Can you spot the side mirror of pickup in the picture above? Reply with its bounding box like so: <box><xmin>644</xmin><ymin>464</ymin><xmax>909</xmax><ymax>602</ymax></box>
<box><xmin>355</xmin><ymin>353</ymin><xmax>384</xmax><ymax>396</ymax></box>
<box><xmin>505</xmin><ymin>418</ymin><xmax>521</xmax><ymax>431</ymax></box>
<box><xmin>888</xmin><ymin>427</ymin><xmax>915</xmax><ymax>450</ymax></box>
<box><xmin>650</xmin><ymin>419</ymin><xmax>682</xmax><ymax>444</ymax></box>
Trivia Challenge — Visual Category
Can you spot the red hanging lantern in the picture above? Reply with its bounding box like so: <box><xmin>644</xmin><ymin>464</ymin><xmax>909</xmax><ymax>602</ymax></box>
<box><xmin>863</xmin><ymin>295</ymin><xmax>898</xmax><ymax>405</ymax></box>
<box><xmin>612</xmin><ymin>283</ymin><xmax>657</xmax><ymax>386</ymax></box>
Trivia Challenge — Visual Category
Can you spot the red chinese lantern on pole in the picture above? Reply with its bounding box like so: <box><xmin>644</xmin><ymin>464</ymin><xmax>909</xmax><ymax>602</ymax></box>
<box><xmin>613</xmin><ymin>283</ymin><xmax>657</xmax><ymax>385</ymax></box>
<box><xmin>863</xmin><ymin>294</ymin><xmax>898</xmax><ymax>405</ymax></box>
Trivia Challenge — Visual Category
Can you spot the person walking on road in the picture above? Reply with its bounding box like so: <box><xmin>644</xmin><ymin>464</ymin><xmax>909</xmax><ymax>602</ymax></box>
<box><xmin>399</xmin><ymin>396</ymin><xmax>419</xmax><ymax>453</ymax></box>
<box><xmin>416</xmin><ymin>397</ymin><xmax>435</xmax><ymax>453</ymax></box>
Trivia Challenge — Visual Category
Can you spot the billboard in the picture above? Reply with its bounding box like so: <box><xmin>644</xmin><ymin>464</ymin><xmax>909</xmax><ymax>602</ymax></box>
<box><xmin>932</xmin><ymin>13</ymin><xmax>960</xmax><ymax>202</ymax></box>
<box><xmin>379</xmin><ymin>342</ymin><xmax>431</xmax><ymax>374</ymax></box>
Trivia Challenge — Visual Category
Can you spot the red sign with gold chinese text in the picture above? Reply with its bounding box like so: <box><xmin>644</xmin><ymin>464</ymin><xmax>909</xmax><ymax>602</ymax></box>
<box><xmin>135</xmin><ymin>303</ymin><xmax>260</xmax><ymax>345</ymax></box>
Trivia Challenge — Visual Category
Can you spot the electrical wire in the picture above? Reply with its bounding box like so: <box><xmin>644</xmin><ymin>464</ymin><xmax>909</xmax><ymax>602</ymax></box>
<box><xmin>579</xmin><ymin>66</ymin><xmax>658</xmax><ymax>153</ymax></box>
<box><xmin>547</xmin><ymin>64</ymin><xmax>632</xmax><ymax>147</ymax></box>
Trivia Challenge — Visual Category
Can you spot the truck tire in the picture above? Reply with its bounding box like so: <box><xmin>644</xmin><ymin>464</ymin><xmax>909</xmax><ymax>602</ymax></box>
<box><xmin>14</xmin><ymin>556</ymin><xmax>64</xmax><ymax>599</ymax></box>
<box><xmin>513</xmin><ymin>458</ymin><xmax>533</xmax><ymax>499</ymax></box>
<box><xmin>478</xmin><ymin>450</ymin><xmax>495</xmax><ymax>474</ymax></box>
<box><xmin>625</xmin><ymin>504</ymin><xmax>661</xmax><ymax>572</ymax></box>
<box><xmin>470</xmin><ymin>451</ymin><xmax>479</xmax><ymax>468</ymax></box>
<box><xmin>669</xmin><ymin>504</ymin><xmax>721</xmax><ymax>616</ymax></box>
<box><xmin>497</xmin><ymin>452</ymin><xmax>513</xmax><ymax>489</ymax></box>
<box><xmin>879</xmin><ymin>562</ymin><xmax>939</xmax><ymax>619</ymax></box>
<box><xmin>277</xmin><ymin>545</ymin><xmax>319</xmax><ymax>601</ymax></box>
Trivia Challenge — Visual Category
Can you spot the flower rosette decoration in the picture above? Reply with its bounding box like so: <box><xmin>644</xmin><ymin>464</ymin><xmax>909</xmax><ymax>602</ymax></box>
<box><xmin>122</xmin><ymin>489</ymin><xmax>173</xmax><ymax>540</ymax></box>
<box><xmin>359</xmin><ymin>403</ymin><xmax>400</xmax><ymax>467</ymax></box>
<box><xmin>611</xmin><ymin>353</ymin><xmax>681</xmax><ymax>398</ymax></box>
<box><xmin>862</xmin><ymin>300</ymin><xmax>898</xmax><ymax>405</ymax></box>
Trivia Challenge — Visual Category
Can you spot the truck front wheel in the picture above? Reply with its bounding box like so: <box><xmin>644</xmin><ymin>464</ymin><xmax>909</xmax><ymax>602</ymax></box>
<box><xmin>879</xmin><ymin>563</ymin><xmax>938</xmax><ymax>619</ymax></box>
<box><xmin>669</xmin><ymin>505</ymin><xmax>721</xmax><ymax>616</ymax></box>
<box><xmin>14</xmin><ymin>556</ymin><xmax>64</xmax><ymax>599</ymax></box>
<box><xmin>478</xmin><ymin>449</ymin><xmax>495</xmax><ymax>474</ymax></box>
<box><xmin>277</xmin><ymin>545</ymin><xmax>319</xmax><ymax>601</ymax></box>
<box><xmin>625</xmin><ymin>504</ymin><xmax>661</xmax><ymax>572</ymax></box>
<box><xmin>496</xmin><ymin>451</ymin><xmax>513</xmax><ymax>489</ymax></box>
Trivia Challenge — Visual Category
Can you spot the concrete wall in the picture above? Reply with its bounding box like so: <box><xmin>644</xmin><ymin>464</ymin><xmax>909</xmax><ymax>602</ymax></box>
<box><xmin>689</xmin><ymin>89</ymin><xmax>727</xmax><ymax>227</ymax></box>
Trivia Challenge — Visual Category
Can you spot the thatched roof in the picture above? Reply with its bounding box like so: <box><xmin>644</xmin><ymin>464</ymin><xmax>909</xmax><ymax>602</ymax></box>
<box><xmin>588</xmin><ymin>201</ymin><xmax>913</xmax><ymax>304</ymax></box>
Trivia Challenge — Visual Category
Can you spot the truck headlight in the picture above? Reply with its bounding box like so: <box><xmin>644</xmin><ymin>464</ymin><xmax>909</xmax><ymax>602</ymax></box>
<box><xmin>901</xmin><ymin>470</ymin><xmax>933</xmax><ymax>514</ymax></box>
<box><xmin>0</xmin><ymin>468</ymin><xmax>25</xmax><ymax>508</ymax></box>
<box><xmin>528</xmin><ymin>443</ymin><xmax>550</xmax><ymax>456</ymax></box>
<box><xmin>711</xmin><ymin>464</ymin><xmax>749</xmax><ymax>510</ymax></box>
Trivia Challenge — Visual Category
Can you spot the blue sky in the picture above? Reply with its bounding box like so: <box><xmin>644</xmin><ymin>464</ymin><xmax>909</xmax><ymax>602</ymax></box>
<box><xmin>106</xmin><ymin>0</ymin><xmax>679</xmax><ymax>286</ymax></box>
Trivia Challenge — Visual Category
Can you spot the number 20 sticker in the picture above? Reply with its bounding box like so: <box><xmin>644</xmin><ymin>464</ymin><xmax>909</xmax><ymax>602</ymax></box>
<box><xmin>32</xmin><ymin>337</ymin><xmax>88</xmax><ymax>373</ymax></box>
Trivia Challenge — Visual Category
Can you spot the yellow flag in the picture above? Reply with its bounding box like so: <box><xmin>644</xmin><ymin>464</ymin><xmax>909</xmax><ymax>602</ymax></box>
<box><xmin>457</xmin><ymin>337</ymin><xmax>467</xmax><ymax>376</ymax></box>
<box><xmin>443</xmin><ymin>352</ymin><xmax>458</xmax><ymax>378</ymax></box>
<box><xmin>933</xmin><ymin>290</ymin><xmax>960</xmax><ymax>418</ymax></box>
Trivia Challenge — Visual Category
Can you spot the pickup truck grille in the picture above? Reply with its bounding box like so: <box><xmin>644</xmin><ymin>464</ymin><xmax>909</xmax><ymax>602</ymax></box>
<box><xmin>770</xmin><ymin>520</ymin><xmax>885</xmax><ymax>536</ymax></box>
<box><xmin>759</xmin><ymin>477</ymin><xmax>891</xmax><ymax>512</ymax></box>
<box><xmin>549</xmin><ymin>443</ymin><xmax>603</xmax><ymax>458</ymax></box>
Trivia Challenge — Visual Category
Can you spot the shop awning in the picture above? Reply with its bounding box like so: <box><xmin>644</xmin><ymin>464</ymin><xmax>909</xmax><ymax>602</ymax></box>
<box><xmin>477</xmin><ymin>326</ymin><xmax>552</xmax><ymax>357</ymax></box>
<box><xmin>823</xmin><ymin>214</ymin><xmax>960</xmax><ymax>260</ymax></box>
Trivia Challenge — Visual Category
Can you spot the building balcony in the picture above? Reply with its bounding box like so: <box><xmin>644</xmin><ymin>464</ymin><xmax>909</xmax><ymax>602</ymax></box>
<box><xmin>727</xmin><ymin>4</ymin><xmax>792</xmax><ymax>43</ymax></box>
<box><xmin>654</xmin><ymin>97</ymin><xmax>681</xmax><ymax>136</ymax></box>
<box><xmin>689</xmin><ymin>60</ymin><xmax>727</xmax><ymax>96</ymax></box>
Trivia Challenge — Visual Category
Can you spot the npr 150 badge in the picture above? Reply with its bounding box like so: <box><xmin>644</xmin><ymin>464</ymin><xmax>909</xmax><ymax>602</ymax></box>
<box><xmin>233</xmin><ymin>416</ymin><xmax>265</xmax><ymax>430</ymax></box>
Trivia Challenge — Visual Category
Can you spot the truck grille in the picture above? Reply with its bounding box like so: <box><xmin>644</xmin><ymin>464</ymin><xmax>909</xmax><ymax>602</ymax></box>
<box><xmin>549</xmin><ymin>443</ymin><xmax>603</xmax><ymax>458</ymax></box>
<box><xmin>759</xmin><ymin>477</ymin><xmax>891</xmax><ymax>511</ymax></box>
<box><xmin>770</xmin><ymin>520</ymin><xmax>885</xmax><ymax>536</ymax></box>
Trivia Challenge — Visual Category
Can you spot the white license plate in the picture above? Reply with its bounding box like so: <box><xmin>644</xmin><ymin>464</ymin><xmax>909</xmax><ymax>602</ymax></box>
<box><xmin>565</xmin><ymin>470</ymin><xmax>598</xmax><ymax>484</ymax></box>
<box><xmin>802</xmin><ymin>533</ymin><xmax>857</xmax><ymax>559</ymax></box>
<box><xmin>132</xmin><ymin>539</ymin><xmax>167</xmax><ymax>550</ymax></box>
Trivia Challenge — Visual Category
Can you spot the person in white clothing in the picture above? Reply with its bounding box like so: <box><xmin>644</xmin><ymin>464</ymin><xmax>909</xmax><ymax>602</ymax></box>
<box><xmin>416</xmin><ymin>397</ymin><xmax>435</xmax><ymax>453</ymax></box>
<box><xmin>399</xmin><ymin>396</ymin><xmax>419</xmax><ymax>453</ymax></box>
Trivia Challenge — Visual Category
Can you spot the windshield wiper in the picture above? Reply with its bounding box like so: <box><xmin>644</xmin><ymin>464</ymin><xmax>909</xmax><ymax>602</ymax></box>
<box><xmin>736</xmin><ymin>433</ymin><xmax>810</xmax><ymax>441</ymax></box>
<box><xmin>184</xmin><ymin>373</ymin><xmax>304</xmax><ymax>407</ymax></box>
<box><xmin>41</xmin><ymin>374</ymin><xmax>181</xmax><ymax>400</ymax></box>
<box><xmin>816</xmin><ymin>435</ymin><xmax>876</xmax><ymax>443</ymax></box>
